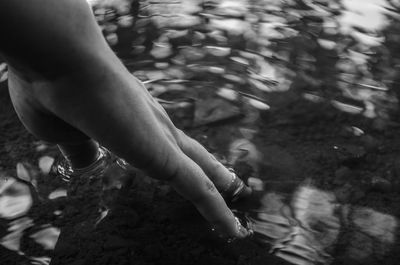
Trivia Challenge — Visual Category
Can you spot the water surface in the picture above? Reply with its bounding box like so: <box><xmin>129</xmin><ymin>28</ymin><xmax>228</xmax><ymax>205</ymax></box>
<box><xmin>1</xmin><ymin>0</ymin><xmax>400</xmax><ymax>264</ymax></box>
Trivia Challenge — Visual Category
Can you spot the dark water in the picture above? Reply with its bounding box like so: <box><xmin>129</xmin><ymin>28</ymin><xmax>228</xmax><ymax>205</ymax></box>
<box><xmin>1</xmin><ymin>0</ymin><xmax>400</xmax><ymax>264</ymax></box>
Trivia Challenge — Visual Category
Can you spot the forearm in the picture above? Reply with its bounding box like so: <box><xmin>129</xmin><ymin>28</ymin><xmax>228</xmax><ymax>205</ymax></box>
<box><xmin>0</xmin><ymin>0</ymin><xmax>111</xmax><ymax>80</ymax></box>
<box><xmin>0</xmin><ymin>0</ymin><xmax>176</xmax><ymax>168</ymax></box>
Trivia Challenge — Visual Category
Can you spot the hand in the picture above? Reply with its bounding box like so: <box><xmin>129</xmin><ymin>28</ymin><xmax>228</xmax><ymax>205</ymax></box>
<box><xmin>1</xmin><ymin>0</ymin><xmax>252</xmax><ymax>239</ymax></box>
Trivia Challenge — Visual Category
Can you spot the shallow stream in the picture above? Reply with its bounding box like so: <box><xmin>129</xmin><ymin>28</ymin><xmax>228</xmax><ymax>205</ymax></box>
<box><xmin>1</xmin><ymin>0</ymin><xmax>400</xmax><ymax>264</ymax></box>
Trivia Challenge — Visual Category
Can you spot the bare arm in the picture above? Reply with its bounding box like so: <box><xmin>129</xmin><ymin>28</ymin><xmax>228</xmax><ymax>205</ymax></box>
<box><xmin>0</xmin><ymin>0</ymin><xmax>249</xmax><ymax>237</ymax></box>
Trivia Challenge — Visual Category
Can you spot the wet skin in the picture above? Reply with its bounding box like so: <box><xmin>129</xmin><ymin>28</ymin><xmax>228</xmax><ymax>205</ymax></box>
<box><xmin>0</xmin><ymin>0</ymin><xmax>250</xmax><ymax>237</ymax></box>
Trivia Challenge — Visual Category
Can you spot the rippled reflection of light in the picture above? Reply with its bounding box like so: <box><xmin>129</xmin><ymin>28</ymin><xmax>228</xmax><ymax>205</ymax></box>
<box><xmin>0</xmin><ymin>217</ymin><xmax>33</xmax><ymax>253</ymax></box>
<box><xmin>48</xmin><ymin>189</ymin><xmax>67</xmax><ymax>200</ymax></box>
<box><xmin>30</xmin><ymin>226</ymin><xmax>60</xmax><ymax>250</ymax></box>
<box><xmin>240</xmin><ymin>184</ymin><xmax>398</xmax><ymax>265</ymax></box>
<box><xmin>0</xmin><ymin>177</ymin><xmax>33</xmax><ymax>219</ymax></box>
<box><xmin>30</xmin><ymin>256</ymin><xmax>51</xmax><ymax>265</ymax></box>
<box><xmin>340</xmin><ymin>0</ymin><xmax>389</xmax><ymax>33</ymax></box>
<box><xmin>38</xmin><ymin>156</ymin><xmax>54</xmax><ymax>175</ymax></box>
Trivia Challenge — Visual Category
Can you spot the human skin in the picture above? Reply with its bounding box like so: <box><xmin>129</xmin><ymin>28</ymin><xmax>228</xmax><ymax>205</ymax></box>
<box><xmin>0</xmin><ymin>0</ymin><xmax>250</xmax><ymax>237</ymax></box>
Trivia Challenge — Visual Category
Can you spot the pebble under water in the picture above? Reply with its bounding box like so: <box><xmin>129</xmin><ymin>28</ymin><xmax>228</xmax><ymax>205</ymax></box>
<box><xmin>1</xmin><ymin>0</ymin><xmax>400</xmax><ymax>264</ymax></box>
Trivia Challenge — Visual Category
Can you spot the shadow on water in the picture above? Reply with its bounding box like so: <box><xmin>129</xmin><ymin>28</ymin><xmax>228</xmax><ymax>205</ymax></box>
<box><xmin>2</xmin><ymin>0</ymin><xmax>400</xmax><ymax>264</ymax></box>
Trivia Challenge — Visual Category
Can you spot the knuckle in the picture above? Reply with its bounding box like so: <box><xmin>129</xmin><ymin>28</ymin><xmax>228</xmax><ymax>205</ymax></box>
<box><xmin>186</xmin><ymin>171</ymin><xmax>219</xmax><ymax>200</ymax></box>
<box><xmin>191</xmin><ymin>179</ymin><xmax>219</xmax><ymax>204</ymax></box>
<box><xmin>205</xmin><ymin>180</ymin><xmax>218</xmax><ymax>194</ymax></box>
<box><xmin>158</xmin><ymin>153</ymin><xmax>179</xmax><ymax>181</ymax></box>
<box><xmin>175</xmin><ymin>129</ymin><xmax>186</xmax><ymax>148</ymax></box>
<box><xmin>210</xmin><ymin>160</ymin><xmax>224</xmax><ymax>173</ymax></box>
<box><xmin>146</xmin><ymin>147</ymin><xmax>181</xmax><ymax>182</ymax></box>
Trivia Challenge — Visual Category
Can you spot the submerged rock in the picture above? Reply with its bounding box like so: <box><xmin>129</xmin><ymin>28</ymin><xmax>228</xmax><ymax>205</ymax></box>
<box><xmin>0</xmin><ymin>176</ymin><xmax>33</xmax><ymax>219</ymax></box>
<box><xmin>367</xmin><ymin>176</ymin><xmax>392</xmax><ymax>193</ymax></box>
<box><xmin>333</xmin><ymin>166</ymin><xmax>352</xmax><ymax>185</ymax></box>
<box><xmin>344</xmin><ymin>206</ymin><xmax>397</xmax><ymax>261</ymax></box>
<box><xmin>194</xmin><ymin>98</ymin><xmax>243</xmax><ymax>127</ymax></box>
<box><xmin>30</xmin><ymin>226</ymin><xmax>60</xmax><ymax>250</ymax></box>
<box><xmin>228</xmin><ymin>138</ymin><xmax>262</xmax><ymax>174</ymax></box>
<box><xmin>333</xmin><ymin>144</ymin><xmax>366</xmax><ymax>166</ymax></box>
<box><xmin>38</xmin><ymin>156</ymin><xmax>55</xmax><ymax>175</ymax></box>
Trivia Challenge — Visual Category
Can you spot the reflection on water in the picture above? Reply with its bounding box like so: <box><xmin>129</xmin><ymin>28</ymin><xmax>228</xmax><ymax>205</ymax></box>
<box><xmin>105</xmin><ymin>0</ymin><xmax>399</xmax><ymax>127</ymax></box>
<box><xmin>2</xmin><ymin>0</ymin><xmax>400</xmax><ymax>264</ymax></box>
<box><xmin>0</xmin><ymin>165</ymin><xmax>59</xmax><ymax>264</ymax></box>
<box><xmin>0</xmin><ymin>176</ymin><xmax>32</xmax><ymax>220</ymax></box>
<box><xmin>0</xmin><ymin>150</ymin><xmax>131</xmax><ymax>264</ymax></box>
<box><xmin>234</xmin><ymin>184</ymin><xmax>398</xmax><ymax>265</ymax></box>
<box><xmin>1</xmin><ymin>151</ymin><xmax>398</xmax><ymax>264</ymax></box>
<box><xmin>340</xmin><ymin>0</ymin><xmax>390</xmax><ymax>33</ymax></box>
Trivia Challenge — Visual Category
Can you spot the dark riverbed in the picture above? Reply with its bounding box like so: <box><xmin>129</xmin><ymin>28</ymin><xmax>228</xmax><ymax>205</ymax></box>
<box><xmin>1</xmin><ymin>0</ymin><xmax>400</xmax><ymax>264</ymax></box>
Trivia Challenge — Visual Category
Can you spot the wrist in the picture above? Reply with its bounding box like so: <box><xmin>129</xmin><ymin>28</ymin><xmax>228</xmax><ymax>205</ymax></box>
<box><xmin>58</xmin><ymin>139</ymin><xmax>100</xmax><ymax>169</ymax></box>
